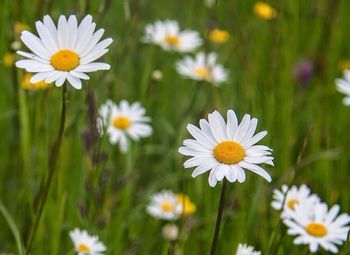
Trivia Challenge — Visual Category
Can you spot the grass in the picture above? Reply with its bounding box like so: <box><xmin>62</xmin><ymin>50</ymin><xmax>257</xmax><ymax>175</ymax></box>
<box><xmin>0</xmin><ymin>0</ymin><xmax>350</xmax><ymax>254</ymax></box>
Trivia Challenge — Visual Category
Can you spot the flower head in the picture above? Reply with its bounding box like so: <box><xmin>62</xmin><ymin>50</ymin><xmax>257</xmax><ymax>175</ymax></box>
<box><xmin>208</xmin><ymin>28</ymin><xmax>230</xmax><ymax>44</ymax></box>
<box><xmin>15</xmin><ymin>15</ymin><xmax>113</xmax><ymax>89</ymax></box>
<box><xmin>147</xmin><ymin>190</ymin><xmax>196</xmax><ymax>220</ymax></box>
<box><xmin>271</xmin><ymin>185</ymin><xmax>320</xmax><ymax>219</ymax></box>
<box><xmin>142</xmin><ymin>20</ymin><xmax>202</xmax><ymax>52</ymax></box>
<box><xmin>162</xmin><ymin>223</ymin><xmax>179</xmax><ymax>241</ymax></box>
<box><xmin>14</xmin><ymin>22</ymin><xmax>30</xmax><ymax>38</ymax></box>
<box><xmin>336</xmin><ymin>70</ymin><xmax>350</xmax><ymax>105</ymax></box>
<box><xmin>98</xmin><ymin>100</ymin><xmax>152</xmax><ymax>153</ymax></box>
<box><xmin>176</xmin><ymin>52</ymin><xmax>228</xmax><ymax>86</ymax></box>
<box><xmin>235</xmin><ymin>243</ymin><xmax>261</xmax><ymax>255</ymax></box>
<box><xmin>69</xmin><ymin>228</ymin><xmax>106</xmax><ymax>255</ymax></box>
<box><xmin>284</xmin><ymin>202</ymin><xmax>350</xmax><ymax>253</ymax></box>
<box><xmin>22</xmin><ymin>73</ymin><xmax>51</xmax><ymax>90</ymax></box>
<box><xmin>179</xmin><ymin>110</ymin><xmax>273</xmax><ymax>187</ymax></box>
<box><xmin>254</xmin><ymin>2</ymin><xmax>277</xmax><ymax>20</ymax></box>
<box><xmin>2</xmin><ymin>53</ymin><xmax>14</xmax><ymax>67</ymax></box>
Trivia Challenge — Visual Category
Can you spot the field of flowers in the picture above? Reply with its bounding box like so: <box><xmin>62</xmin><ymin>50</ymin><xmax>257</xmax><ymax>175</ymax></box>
<box><xmin>1</xmin><ymin>0</ymin><xmax>350</xmax><ymax>254</ymax></box>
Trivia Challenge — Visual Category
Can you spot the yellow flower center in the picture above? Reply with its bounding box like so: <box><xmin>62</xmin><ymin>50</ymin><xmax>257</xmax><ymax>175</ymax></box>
<box><xmin>161</xmin><ymin>202</ymin><xmax>174</xmax><ymax>213</ymax></box>
<box><xmin>306</xmin><ymin>223</ymin><xmax>328</xmax><ymax>237</ymax></box>
<box><xmin>287</xmin><ymin>199</ymin><xmax>299</xmax><ymax>210</ymax></box>
<box><xmin>164</xmin><ymin>35</ymin><xmax>180</xmax><ymax>47</ymax></box>
<box><xmin>78</xmin><ymin>244</ymin><xmax>91</xmax><ymax>253</ymax></box>
<box><xmin>209</xmin><ymin>29</ymin><xmax>230</xmax><ymax>43</ymax></box>
<box><xmin>214</xmin><ymin>141</ymin><xmax>245</xmax><ymax>164</ymax></box>
<box><xmin>51</xmin><ymin>50</ymin><xmax>79</xmax><ymax>71</ymax></box>
<box><xmin>113</xmin><ymin>116</ymin><xmax>131</xmax><ymax>130</ymax></box>
<box><xmin>195</xmin><ymin>67</ymin><xmax>210</xmax><ymax>80</ymax></box>
<box><xmin>254</xmin><ymin>2</ymin><xmax>277</xmax><ymax>20</ymax></box>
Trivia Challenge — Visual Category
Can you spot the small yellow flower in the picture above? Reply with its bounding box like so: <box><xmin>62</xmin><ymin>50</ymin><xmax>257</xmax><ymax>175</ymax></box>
<box><xmin>14</xmin><ymin>22</ymin><xmax>30</xmax><ymax>38</ymax></box>
<box><xmin>3</xmin><ymin>53</ymin><xmax>14</xmax><ymax>67</ymax></box>
<box><xmin>22</xmin><ymin>73</ymin><xmax>50</xmax><ymax>90</ymax></box>
<box><xmin>209</xmin><ymin>29</ymin><xmax>230</xmax><ymax>44</ymax></box>
<box><xmin>254</xmin><ymin>2</ymin><xmax>277</xmax><ymax>20</ymax></box>
<box><xmin>176</xmin><ymin>193</ymin><xmax>196</xmax><ymax>215</ymax></box>
<box><xmin>338</xmin><ymin>60</ymin><xmax>350</xmax><ymax>72</ymax></box>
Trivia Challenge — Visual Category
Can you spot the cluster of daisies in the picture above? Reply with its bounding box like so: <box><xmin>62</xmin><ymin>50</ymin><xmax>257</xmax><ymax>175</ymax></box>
<box><xmin>143</xmin><ymin>20</ymin><xmax>228</xmax><ymax>86</ymax></box>
<box><xmin>272</xmin><ymin>184</ymin><xmax>350</xmax><ymax>253</ymax></box>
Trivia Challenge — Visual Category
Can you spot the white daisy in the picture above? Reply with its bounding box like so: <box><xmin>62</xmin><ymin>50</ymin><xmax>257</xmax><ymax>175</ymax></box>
<box><xmin>271</xmin><ymin>184</ymin><xmax>320</xmax><ymax>219</ymax></box>
<box><xmin>98</xmin><ymin>100</ymin><xmax>152</xmax><ymax>153</ymax></box>
<box><xmin>336</xmin><ymin>70</ymin><xmax>350</xmax><ymax>105</ymax></box>
<box><xmin>69</xmin><ymin>228</ymin><xmax>106</xmax><ymax>255</ymax></box>
<box><xmin>15</xmin><ymin>14</ymin><xmax>113</xmax><ymax>89</ymax></box>
<box><xmin>146</xmin><ymin>190</ymin><xmax>180</xmax><ymax>221</ymax></box>
<box><xmin>142</xmin><ymin>20</ymin><xmax>202</xmax><ymax>52</ymax></box>
<box><xmin>176</xmin><ymin>52</ymin><xmax>228</xmax><ymax>86</ymax></box>
<box><xmin>178</xmin><ymin>110</ymin><xmax>274</xmax><ymax>187</ymax></box>
<box><xmin>235</xmin><ymin>243</ymin><xmax>261</xmax><ymax>255</ymax></box>
<box><xmin>284</xmin><ymin>202</ymin><xmax>350</xmax><ymax>253</ymax></box>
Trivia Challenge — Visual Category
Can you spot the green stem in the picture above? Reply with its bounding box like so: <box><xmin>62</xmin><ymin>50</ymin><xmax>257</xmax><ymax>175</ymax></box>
<box><xmin>0</xmin><ymin>201</ymin><xmax>25</xmax><ymax>255</ymax></box>
<box><xmin>25</xmin><ymin>84</ymin><xmax>68</xmax><ymax>255</ymax></box>
<box><xmin>209</xmin><ymin>179</ymin><xmax>227</xmax><ymax>255</ymax></box>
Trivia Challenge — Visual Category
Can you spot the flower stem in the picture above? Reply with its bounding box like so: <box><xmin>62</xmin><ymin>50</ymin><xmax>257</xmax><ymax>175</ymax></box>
<box><xmin>209</xmin><ymin>179</ymin><xmax>227</xmax><ymax>255</ymax></box>
<box><xmin>25</xmin><ymin>84</ymin><xmax>68</xmax><ymax>255</ymax></box>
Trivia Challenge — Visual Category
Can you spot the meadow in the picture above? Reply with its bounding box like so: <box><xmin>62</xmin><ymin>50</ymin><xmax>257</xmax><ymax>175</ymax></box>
<box><xmin>0</xmin><ymin>0</ymin><xmax>350</xmax><ymax>254</ymax></box>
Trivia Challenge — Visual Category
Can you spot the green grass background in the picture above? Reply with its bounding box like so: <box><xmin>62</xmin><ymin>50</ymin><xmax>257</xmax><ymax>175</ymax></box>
<box><xmin>0</xmin><ymin>0</ymin><xmax>350</xmax><ymax>254</ymax></box>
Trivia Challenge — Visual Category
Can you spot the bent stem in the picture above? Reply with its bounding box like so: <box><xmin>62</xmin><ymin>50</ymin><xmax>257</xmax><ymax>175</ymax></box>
<box><xmin>209</xmin><ymin>179</ymin><xmax>227</xmax><ymax>255</ymax></box>
<box><xmin>25</xmin><ymin>84</ymin><xmax>68</xmax><ymax>254</ymax></box>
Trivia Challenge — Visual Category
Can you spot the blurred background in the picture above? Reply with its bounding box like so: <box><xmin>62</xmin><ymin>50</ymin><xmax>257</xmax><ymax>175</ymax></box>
<box><xmin>0</xmin><ymin>0</ymin><xmax>350</xmax><ymax>254</ymax></box>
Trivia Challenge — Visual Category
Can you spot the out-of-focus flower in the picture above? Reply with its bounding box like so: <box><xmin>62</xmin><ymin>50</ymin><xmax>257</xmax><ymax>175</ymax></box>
<box><xmin>98</xmin><ymin>100</ymin><xmax>152</xmax><ymax>153</ymax></box>
<box><xmin>335</xmin><ymin>70</ymin><xmax>350</xmax><ymax>105</ymax></box>
<box><xmin>284</xmin><ymin>202</ymin><xmax>350</xmax><ymax>254</ymax></box>
<box><xmin>176</xmin><ymin>52</ymin><xmax>228</xmax><ymax>86</ymax></box>
<box><xmin>338</xmin><ymin>60</ymin><xmax>350</xmax><ymax>72</ymax></box>
<box><xmin>11</xmin><ymin>41</ymin><xmax>22</xmax><ymax>51</ymax></box>
<box><xmin>15</xmin><ymin>15</ymin><xmax>113</xmax><ymax>89</ymax></box>
<box><xmin>176</xmin><ymin>193</ymin><xmax>196</xmax><ymax>215</ymax></box>
<box><xmin>162</xmin><ymin>223</ymin><xmax>179</xmax><ymax>241</ymax></box>
<box><xmin>147</xmin><ymin>190</ymin><xmax>196</xmax><ymax>220</ymax></box>
<box><xmin>142</xmin><ymin>20</ymin><xmax>202</xmax><ymax>52</ymax></box>
<box><xmin>178</xmin><ymin>110</ymin><xmax>274</xmax><ymax>187</ymax></box>
<box><xmin>253</xmin><ymin>2</ymin><xmax>277</xmax><ymax>20</ymax></box>
<box><xmin>152</xmin><ymin>69</ymin><xmax>163</xmax><ymax>81</ymax></box>
<box><xmin>208</xmin><ymin>28</ymin><xmax>230</xmax><ymax>44</ymax></box>
<box><xmin>69</xmin><ymin>228</ymin><xmax>106</xmax><ymax>255</ymax></box>
<box><xmin>235</xmin><ymin>243</ymin><xmax>261</xmax><ymax>255</ymax></box>
<box><xmin>271</xmin><ymin>185</ymin><xmax>320</xmax><ymax>219</ymax></box>
<box><xmin>2</xmin><ymin>53</ymin><xmax>14</xmax><ymax>67</ymax></box>
<box><xmin>22</xmin><ymin>73</ymin><xmax>51</xmax><ymax>90</ymax></box>
<box><xmin>14</xmin><ymin>22</ymin><xmax>30</xmax><ymax>38</ymax></box>
<box><xmin>293</xmin><ymin>59</ymin><xmax>313</xmax><ymax>87</ymax></box>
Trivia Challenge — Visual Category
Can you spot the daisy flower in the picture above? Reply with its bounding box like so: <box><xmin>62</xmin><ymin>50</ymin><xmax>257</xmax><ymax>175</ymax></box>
<box><xmin>146</xmin><ymin>190</ymin><xmax>180</xmax><ymax>220</ymax></box>
<box><xmin>335</xmin><ymin>70</ymin><xmax>350</xmax><ymax>105</ymax></box>
<box><xmin>15</xmin><ymin>14</ymin><xmax>113</xmax><ymax>89</ymax></box>
<box><xmin>284</xmin><ymin>202</ymin><xmax>350</xmax><ymax>253</ymax></box>
<box><xmin>142</xmin><ymin>20</ymin><xmax>202</xmax><ymax>52</ymax></box>
<box><xmin>235</xmin><ymin>243</ymin><xmax>261</xmax><ymax>255</ymax></box>
<box><xmin>69</xmin><ymin>228</ymin><xmax>106</xmax><ymax>255</ymax></box>
<box><xmin>176</xmin><ymin>52</ymin><xmax>228</xmax><ymax>86</ymax></box>
<box><xmin>271</xmin><ymin>184</ymin><xmax>320</xmax><ymax>219</ymax></box>
<box><xmin>98</xmin><ymin>100</ymin><xmax>152</xmax><ymax>153</ymax></box>
<box><xmin>178</xmin><ymin>110</ymin><xmax>274</xmax><ymax>187</ymax></box>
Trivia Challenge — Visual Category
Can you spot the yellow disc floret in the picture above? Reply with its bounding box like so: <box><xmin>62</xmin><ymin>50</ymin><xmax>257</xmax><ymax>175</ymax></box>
<box><xmin>195</xmin><ymin>67</ymin><xmax>210</xmax><ymax>80</ymax></box>
<box><xmin>78</xmin><ymin>244</ymin><xmax>91</xmax><ymax>253</ymax></box>
<box><xmin>113</xmin><ymin>116</ymin><xmax>131</xmax><ymax>130</ymax></box>
<box><xmin>161</xmin><ymin>202</ymin><xmax>174</xmax><ymax>213</ymax></box>
<box><xmin>287</xmin><ymin>199</ymin><xmax>299</xmax><ymax>210</ymax></box>
<box><xmin>214</xmin><ymin>141</ymin><xmax>245</xmax><ymax>164</ymax></box>
<box><xmin>164</xmin><ymin>35</ymin><xmax>180</xmax><ymax>47</ymax></box>
<box><xmin>306</xmin><ymin>223</ymin><xmax>328</xmax><ymax>237</ymax></box>
<box><xmin>51</xmin><ymin>50</ymin><xmax>79</xmax><ymax>71</ymax></box>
